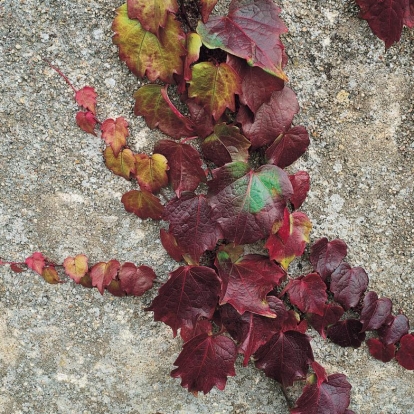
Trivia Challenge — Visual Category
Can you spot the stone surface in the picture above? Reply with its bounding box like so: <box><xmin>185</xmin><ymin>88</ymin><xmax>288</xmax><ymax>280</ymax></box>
<box><xmin>0</xmin><ymin>1</ymin><xmax>413</xmax><ymax>413</ymax></box>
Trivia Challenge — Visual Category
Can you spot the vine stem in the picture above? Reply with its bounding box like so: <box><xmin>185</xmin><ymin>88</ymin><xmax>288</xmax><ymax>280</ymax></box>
<box><xmin>43</xmin><ymin>58</ymin><xmax>77</xmax><ymax>93</ymax></box>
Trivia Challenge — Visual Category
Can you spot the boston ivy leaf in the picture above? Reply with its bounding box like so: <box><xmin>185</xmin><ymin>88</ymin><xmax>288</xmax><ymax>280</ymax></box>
<box><xmin>63</xmin><ymin>254</ymin><xmax>88</xmax><ymax>284</ymax></box>
<box><xmin>186</xmin><ymin>99</ymin><xmax>215</xmax><ymax>139</ymax></box>
<box><xmin>41</xmin><ymin>266</ymin><xmax>61</xmax><ymax>284</ymax></box>
<box><xmin>160</xmin><ymin>228</ymin><xmax>184</xmax><ymax>262</ymax></box>
<box><xmin>395</xmin><ymin>333</ymin><xmax>414</xmax><ymax>370</ymax></box>
<box><xmin>289</xmin><ymin>171</ymin><xmax>310</xmax><ymax>210</ymax></box>
<box><xmin>265</xmin><ymin>125</ymin><xmax>310</xmax><ymax>169</ymax></box>
<box><xmin>121</xmin><ymin>189</ymin><xmax>164</xmax><ymax>220</ymax></box>
<box><xmin>25</xmin><ymin>252</ymin><xmax>46</xmax><ymax>275</ymax></box>
<box><xmin>307</xmin><ymin>304</ymin><xmax>344</xmax><ymax>339</ymax></box>
<box><xmin>188</xmin><ymin>62</ymin><xmax>241</xmax><ymax>121</ymax></box>
<box><xmin>238</xmin><ymin>87</ymin><xmax>300</xmax><ymax>148</ymax></box>
<box><xmin>254</xmin><ymin>330</ymin><xmax>314</xmax><ymax>387</ymax></box>
<box><xmin>215</xmin><ymin>250</ymin><xmax>286</xmax><ymax>317</ymax></box>
<box><xmin>10</xmin><ymin>264</ymin><xmax>24</xmax><ymax>273</ymax></box>
<box><xmin>183</xmin><ymin>33</ymin><xmax>202</xmax><ymax>82</ymax></box>
<box><xmin>378</xmin><ymin>314</ymin><xmax>410</xmax><ymax>345</ymax></box>
<box><xmin>163</xmin><ymin>193</ymin><xmax>223</xmax><ymax>264</ymax></box>
<box><xmin>180</xmin><ymin>319</ymin><xmax>213</xmax><ymax>343</ymax></box>
<box><xmin>106</xmin><ymin>279</ymin><xmax>126</xmax><ymax>297</ymax></box>
<box><xmin>355</xmin><ymin>0</ymin><xmax>407</xmax><ymax>49</ymax></box>
<box><xmin>265</xmin><ymin>210</ymin><xmax>312</xmax><ymax>269</ymax></box>
<box><xmin>126</xmin><ymin>0</ymin><xmax>178</xmax><ymax>35</ymax></box>
<box><xmin>90</xmin><ymin>260</ymin><xmax>121</xmax><ymax>295</ymax></box>
<box><xmin>283</xmin><ymin>273</ymin><xmax>327</xmax><ymax>316</ymax></box>
<box><xmin>171</xmin><ymin>333</ymin><xmax>237</xmax><ymax>394</ymax></box>
<box><xmin>154</xmin><ymin>140</ymin><xmax>206</xmax><ymax>197</ymax></box>
<box><xmin>134</xmin><ymin>85</ymin><xmax>194</xmax><ymax>139</ymax></box>
<box><xmin>404</xmin><ymin>1</ymin><xmax>414</xmax><ymax>27</ymax></box>
<box><xmin>196</xmin><ymin>0</ymin><xmax>288</xmax><ymax>80</ymax></box>
<box><xmin>291</xmin><ymin>373</ymin><xmax>352</xmax><ymax>414</ymax></box>
<box><xmin>146</xmin><ymin>266</ymin><xmax>221</xmax><ymax>336</ymax></box>
<box><xmin>101</xmin><ymin>117</ymin><xmax>129</xmax><ymax>157</ymax></box>
<box><xmin>366</xmin><ymin>338</ymin><xmax>395</xmax><ymax>363</ymax></box>
<box><xmin>310</xmin><ymin>238</ymin><xmax>348</xmax><ymax>281</ymax></box>
<box><xmin>104</xmin><ymin>147</ymin><xmax>136</xmax><ymax>180</ymax></box>
<box><xmin>76</xmin><ymin>111</ymin><xmax>97</xmax><ymax>136</ymax></box>
<box><xmin>75</xmin><ymin>86</ymin><xmax>97</xmax><ymax>114</ymax></box>
<box><xmin>135</xmin><ymin>153</ymin><xmax>169</xmax><ymax>193</ymax></box>
<box><xmin>360</xmin><ymin>291</ymin><xmax>392</xmax><ymax>332</ymax></box>
<box><xmin>118</xmin><ymin>262</ymin><xmax>156</xmax><ymax>296</ymax></box>
<box><xmin>330</xmin><ymin>263</ymin><xmax>369</xmax><ymax>310</ymax></box>
<box><xmin>112</xmin><ymin>4</ymin><xmax>185</xmax><ymax>83</ymax></box>
<box><xmin>201</xmin><ymin>123</ymin><xmax>251</xmax><ymax>166</ymax></box>
<box><xmin>207</xmin><ymin>162</ymin><xmax>293</xmax><ymax>245</ymax></box>
<box><xmin>200</xmin><ymin>0</ymin><xmax>218</xmax><ymax>23</ymax></box>
<box><xmin>327</xmin><ymin>319</ymin><xmax>366</xmax><ymax>348</ymax></box>
<box><xmin>311</xmin><ymin>361</ymin><xmax>328</xmax><ymax>387</ymax></box>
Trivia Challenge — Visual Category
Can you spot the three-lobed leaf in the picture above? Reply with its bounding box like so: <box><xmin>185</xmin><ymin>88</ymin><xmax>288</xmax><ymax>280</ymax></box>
<box><xmin>135</xmin><ymin>153</ymin><xmax>169</xmax><ymax>193</ymax></box>
<box><xmin>101</xmin><ymin>117</ymin><xmax>129</xmax><ymax>157</ymax></box>
<box><xmin>121</xmin><ymin>190</ymin><xmax>164</xmax><ymax>220</ymax></box>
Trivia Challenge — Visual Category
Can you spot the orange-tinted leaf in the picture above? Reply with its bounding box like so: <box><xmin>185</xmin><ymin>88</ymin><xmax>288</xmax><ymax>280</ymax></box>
<box><xmin>104</xmin><ymin>147</ymin><xmax>136</xmax><ymax>180</ymax></box>
<box><xmin>112</xmin><ymin>4</ymin><xmax>186</xmax><ymax>83</ymax></box>
<box><xmin>101</xmin><ymin>117</ymin><xmax>129</xmax><ymax>157</ymax></box>
<box><xmin>63</xmin><ymin>254</ymin><xmax>89</xmax><ymax>284</ymax></box>
<box><xmin>41</xmin><ymin>266</ymin><xmax>61</xmax><ymax>284</ymax></box>
<box><xmin>118</xmin><ymin>262</ymin><xmax>156</xmax><ymax>296</ymax></box>
<box><xmin>200</xmin><ymin>0</ymin><xmax>218</xmax><ymax>23</ymax></box>
<box><xmin>121</xmin><ymin>189</ymin><xmax>164</xmax><ymax>220</ymax></box>
<box><xmin>90</xmin><ymin>260</ymin><xmax>121</xmax><ymax>295</ymax></box>
<box><xmin>75</xmin><ymin>86</ymin><xmax>97</xmax><ymax>114</ymax></box>
<box><xmin>134</xmin><ymin>85</ymin><xmax>194</xmax><ymax>139</ymax></box>
<box><xmin>127</xmin><ymin>0</ymin><xmax>178</xmax><ymax>35</ymax></box>
<box><xmin>76</xmin><ymin>111</ymin><xmax>97</xmax><ymax>136</ymax></box>
<box><xmin>135</xmin><ymin>153</ymin><xmax>169</xmax><ymax>193</ymax></box>
<box><xmin>188</xmin><ymin>62</ymin><xmax>241</xmax><ymax>121</ymax></box>
<box><xmin>25</xmin><ymin>252</ymin><xmax>46</xmax><ymax>275</ymax></box>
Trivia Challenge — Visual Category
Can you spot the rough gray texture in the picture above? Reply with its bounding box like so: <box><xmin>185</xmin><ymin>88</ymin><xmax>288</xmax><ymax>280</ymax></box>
<box><xmin>0</xmin><ymin>0</ymin><xmax>413</xmax><ymax>413</ymax></box>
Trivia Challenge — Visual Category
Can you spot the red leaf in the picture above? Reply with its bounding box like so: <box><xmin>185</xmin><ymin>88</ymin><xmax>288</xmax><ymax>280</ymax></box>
<box><xmin>121</xmin><ymin>190</ymin><xmax>164</xmax><ymax>220</ymax></box>
<box><xmin>75</xmin><ymin>86</ymin><xmax>97</xmax><ymax>114</ymax></box>
<box><xmin>163</xmin><ymin>193</ymin><xmax>223</xmax><ymax>264</ymax></box>
<box><xmin>289</xmin><ymin>171</ymin><xmax>310</xmax><ymax>210</ymax></box>
<box><xmin>196</xmin><ymin>0</ymin><xmax>288</xmax><ymax>80</ymax></box>
<box><xmin>25</xmin><ymin>252</ymin><xmax>46</xmax><ymax>275</ymax></box>
<box><xmin>311</xmin><ymin>361</ymin><xmax>328</xmax><ymax>387</ymax></box>
<box><xmin>146</xmin><ymin>266</ymin><xmax>221</xmax><ymax>337</ymax></box>
<box><xmin>118</xmin><ymin>262</ymin><xmax>156</xmax><ymax>296</ymax></box>
<box><xmin>186</xmin><ymin>99</ymin><xmax>215</xmax><ymax>139</ymax></box>
<box><xmin>180</xmin><ymin>319</ymin><xmax>213</xmax><ymax>343</ymax></box>
<box><xmin>89</xmin><ymin>260</ymin><xmax>121</xmax><ymax>295</ymax></box>
<box><xmin>76</xmin><ymin>111</ymin><xmax>97</xmax><ymax>136</ymax></box>
<box><xmin>154</xmin><ymin>140</ymin><xmax>206</xmax><ymax>197</ymax></box>
<box><xmin>254</xmin><ymin>330</ymin><xmax>314</xmax><ymax>387</ymax></box>
<box><xmin>106</xmin><ymin>279</ymin><xmax>126</xmax><ymax>297</ymax></box>
<box><xmin>199</xmin><ymin>0</ymin><xmax>218</xmax><ymax>23</ymax></box>
<box><xmin>160</xmin><ymin>229</ymin><xmax>184</xmax><ymax>262</ymax></box>
<box><xmin>101</xmin><ymin>117</ymin><xmax>129</xmax><ymax>157</ymax></box>
<box><xmin>366</xmin><ymin>338</ymin><xmax>395</xmax><ymax>363</ymax></box>
<box><xmin>330</xmin><ymin>263</ymin><xmax>369</xmax><ymax>310</ymax></box>
<box><xmin>310</xmin><ymin>238</ymin><xmax>348</xmax><ymax>281</ymax></box>
<box><xmin>327</xmin><ymin>319</ymin><xmax>366</xmax><ymax>348</ymax></box>
<box><xmin>360</xmin><ymin>291</ymin><xmax>392</xmax><ymax>332</ymax></box>
<box><xmin>291</xmin><ymin>373</ymin><xmax>352</xmax><ymax>414</ymax></box>
<box><xmin>215</xmin><ymin>250</ymin><xmax>286</xmax><ymax>317</ymax></box>
<box><xmin>265</xmin><ymin>125</ymin><xmax>310</xmax><ymax>169</ymax></box>
<box><xmin>307</xmin><ymin>304</ymin><xmax>344</xmax><ymax>339</ymax></box>
<box><xmin>378</xmin><ymin>314</ymin><xmax>410</xmax><ymax>345</ymax></box>
<box><xmin>396</xmin><ymin>333</ymin><xmax>414</xmax><ymax>370</ymax></box>
<box><xmin>10</xmin><ymin>263</ymin><xmax>24</xmax><ymax>273</ymax></box>
<box><xmin>283</xmin><ymin>273</ymin><xmax>327</xmax><ymax>316</ymax></box>
<box><xmin>171</xmin><ymin>333</ymin><xmax>237</xmax><ymax>394</ymax></box>
<box><xmin>404</xmin><ymin>0</ymin><xmax>414</xmax><ymax>27</ymax></box>
<box><xmin>355</xmin><ymin>0</ymin><xmax>407</xmax><ymax>49</ymax></box>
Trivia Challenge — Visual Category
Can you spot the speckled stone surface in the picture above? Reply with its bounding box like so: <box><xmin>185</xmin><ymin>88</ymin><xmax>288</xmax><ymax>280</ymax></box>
<box><xmin>1</xmin><ymin>1</ymin><xmax>413</xmax><ymax>413</ymax></box>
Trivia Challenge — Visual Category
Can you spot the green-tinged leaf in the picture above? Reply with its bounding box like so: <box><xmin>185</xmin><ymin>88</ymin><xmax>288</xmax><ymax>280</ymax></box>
<box><xmin>188</xmin><ymin>62</ymin><xmax>241</xmax><ymax>121</ymax></box>
<box><xmin>104</xmin><ymin>147</ymin><xmax>136</xmax><ymax>180</ymax></box>
<box><xmin>134</xmin><ymin>85</ymin><xmax>194</xmax><ymax>139</ymax></box>
<box><xmin>63</xmin><ymin>254</ymin><xmax>89</xmax><ymax>284</ymax></box>
<box><xmin>184</xmin><ymin>33</ymin><xmax>202</xmax><ymax>81</ymax></box>
<box><xmin>101</xmin><ymin>117</ymin><xmax>129</xmax><ymax>157</ymax></box>
<box><xmin>121</xmin><ymin>189</ymin><xmax>164</xmax><ymax>220</ymax></box>
<box><xmin>41</xmin><ymin>266</ymin><xmax>61</xmax><ymax>284</ymax></box>
<box><xmin>135</xmin><ymin>153</ymin><xmax>169</xmax><ymax>193</ymax></box>
<box><xmin>112</xmin><ymin>4</ymin><xmax>185</xmax><ymax>83</ymax></box>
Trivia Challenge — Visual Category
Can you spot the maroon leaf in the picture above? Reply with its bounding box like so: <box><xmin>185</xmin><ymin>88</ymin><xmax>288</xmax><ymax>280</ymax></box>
<box><xmin>106</xmin><ymin>279</ymin><xmax>126</xmax><ymax>297</ymax></box>
<box><xmin>163</xmin><ymin>193</ymin><xmax>223</xmax><ymax>264</ymax></box>
<box><xmin>283</xmin><ymin>273</ymin><xmax>327</xmax><ymax>316</ymax></box>
<box><xmin>366</xmin><ymin>338</ymin><xmax>395</xmax><ymax>363</ymax></box>
<box><xmin>171</xmin><ymin>333</ymin><xmax>237</xmax><ymax>394</ymax></box>
<box><xmin>330</xmin><ymin>263</ymin><xmax>369</xmax><ymax>310</ymax></box>
<box><xmin>289</xmin><ymin>171</ymin><xmax>310</xmax><ymax>210</ymax></box>
<box><xmin>327</xmin><ymin>319</ymin><xmax>366</xmax><ymax>348</ymax></box>
<box><xmin>89</xmin><ymin>260</ymin><xmax>121</xmax><ymax>295</ymax></box>
<box><xmin>75</xmin><ymin>111</ymin><xmax>97</xmax><ymax>136</ymax></box>
<box><xmin>360</xmin><ymin>291</ymin><xmax>392</xmax><ymax>332</ymax></box>
<box><xmin>307</xmin><ymin>304</ymin><xmax>344</xmax><ymax>339</ymax></box>
<box><xmin>10</xmin><ymin>263</ymin><xmax>24</xmax><ymax>273</ymax></box>
<box><xmin>311</xmin><ymin>361</ymin><xmax>328</xmax><ymax>387</ymax></box>
<box><xmin>265</xmin><ymin>126</ymin><xmax>310</xmax><ymax>169</ymax></box>
<box><xmin>146</xmin><ymin>266</ymin><xmax>221</xmax><ymax>337</ymax></box>
<box><xmin>180</xmin><ymin>319</ymin><xmax>213</xmax><ymax>343</ymax></box>
<box><xmin>121</xmin><ymin>190</ymin><xmax>164</xmax><ymax>220</ymax></box>
<box><xmin>215</xmin><ymin>250</ymin><xmax>286</xmax><ymax>317</ymax></box>
<box><xmin>75</xmin><ymin>86</ymin><xmax>97</xmax><ymax>114</ymax></box>
<box><xmin>154</xmin><ymin>140</ymin><xmax>206</xmax><ymax>197</ymax></box>
<box><xmin>118</xmin><ymin>262</ymin><xmax>156</xmax><ymax>296</ymax></box>
<box><xmin>160</xmin><ymin>228</ymin><xmax>184</xmax><ymax>262</ymax></box>
<box><xmin>283</xmin><ymin>310</ymin><xmax>309</xmax><ymax>334</ymax></box>
<box><xmin>404</xmin><ymin>0</ymin><xmax>414</xmax><ymax>27</ymax></box>
<box><xmin>378</xmin><ymin>314</ymin><xmax>410</xmax><ymax>345</ymax></box>
<box><xmin>186</xmin><ymin>99</ymin><xmax>215</xmax><ymax>139</ymax></box>
<box><xmin>310</xmin><ymin>238</ymin><xmax>348</xmax><ymax>281</ymax></box>
<box><xmin>291</xmin><ymin>373</ymin><xmax>352</xmax><ymax>414</ymax></box>
<box><xmin>395</xmin><ymin>333</ymin><xmax>414</xmax><ymax>370</ymax></box>
<box><xmin>254</xmin><ymin>330</ymin><xmax>314</xmax><ymax>387</ymax></box>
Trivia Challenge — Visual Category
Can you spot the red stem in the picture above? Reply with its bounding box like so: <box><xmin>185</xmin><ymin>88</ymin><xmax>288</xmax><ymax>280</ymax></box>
<box><xmin>43</xmin><ymin>58</ymin><xmax>77</xmax><ymax>94</ymax></box>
